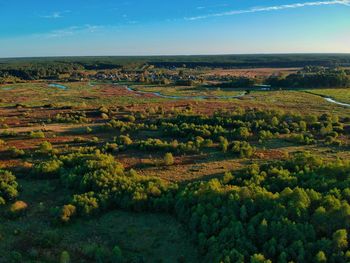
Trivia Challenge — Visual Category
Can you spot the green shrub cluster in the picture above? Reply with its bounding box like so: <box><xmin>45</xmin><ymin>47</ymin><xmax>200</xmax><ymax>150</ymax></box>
<box><xmin>0</xmin><ymin>170</ymin><xmax>18</xmax><ymax>205</ymax></box>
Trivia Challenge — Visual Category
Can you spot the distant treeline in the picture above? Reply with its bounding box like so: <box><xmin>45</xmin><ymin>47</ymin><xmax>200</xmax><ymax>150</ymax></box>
<box><xmin>267</xmin><ymin>67</ymin><xmax>350</xmax><ymax>88</ymax></box>
<box><xmin>0</xmin><ymin>63</ymin><xmax>83</xmax><ymax>80</ymax></box>
<box><xmin>1</xmin><ymin>54</ymin><xmax>350</xmax><ymax>70</ymax></box>
<box><xmin>1</xmin><ymin>55</ymin><xmax>350</xmax><ymax>86</ymax></box>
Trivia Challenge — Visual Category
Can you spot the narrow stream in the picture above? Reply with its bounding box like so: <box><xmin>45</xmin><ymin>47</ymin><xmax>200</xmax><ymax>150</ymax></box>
<box><xmin>48</xmin><ymin>83</ymin><xmax>68</xmax><ymax>90</ymax></box>
<box><xmin>124</xmin><ymin>86</ymin><xmax>247</xmax><ymax>100</ymax></box>
<box><xmin>324</xmin><ymin>97</ymin><xmax>350</xmax><ymax>107</ymax></box>
<box><xmin>124</xmin><ymin>86</ymin><xmax>350</xmax><ymax>106</ymax></box>
<box><xmin>45</xmin><ymin>82</ymin><xmax>350</xmax><ymax>107</ymax></box>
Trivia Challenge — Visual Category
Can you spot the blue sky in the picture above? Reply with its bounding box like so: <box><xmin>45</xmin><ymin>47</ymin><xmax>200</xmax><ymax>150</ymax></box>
<box><xmin>0</xmin><ymin>0</ymin><xmax>349</xmax><ymax>57</ymax></box>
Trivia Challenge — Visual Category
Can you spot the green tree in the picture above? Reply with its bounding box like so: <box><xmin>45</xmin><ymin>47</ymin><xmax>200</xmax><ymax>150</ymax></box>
<box><xmin>60</xmin><ymin>251</ymin><xmax>70</xmax><ymax>263</ymax></box>
<box><xmin>164</xmin><ymin>152</ymin><xmax>174</xmax><ymax>166</ymax></box>
<box><xmin>333</xmin><ymin>229</ymin><xmax>348</xmax><ymax>251</ymax></box>
<box><xmin>250</xmin><ymin>253</ymin><xmax>272</xmax><ymax>263</ymax></box>
<box><xmin>315</xmin><ymin>251</ymin><xmax>327</xmax><ymax>263</ymax></box>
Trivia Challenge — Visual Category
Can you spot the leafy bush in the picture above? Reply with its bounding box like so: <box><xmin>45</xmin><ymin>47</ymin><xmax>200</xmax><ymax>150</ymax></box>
<box><xmin>8</xmin><ymin>146</ymin><xmax>25</xmax><ymax>158</ymax></box>
<box><xmin>38</xmin><ymin>141</ymin><xmax>55</xmax><ymax>154</ymax></box>
<box><xmin>0</xmin><ymin>170</ymin><xmax>18</xmax><ymax>204</ymax></box>
<box><xmin>30</xmin><ymin>130</ymin><xmax>45</xmax><ymax>139</ymax></box>
<box><xmin>9</xmin><ymin>201</ymin><xmax>28</xmax><ymax>216</ymax></box>
<box><xmin>60</xmin><ymin>204</ymin><xmax>76</xmax><ymax>223</ymax></box>
<box><xmin>32</xmin><ymin>159</ymin><xmax>63</xmax><ymax>178</ymax></box>
<box><xmin>164</xmin><ymin>152</ymin><xmax>174</xmax><ymax>166</ymax></box>
<box><xmin>231</xmin><ymin>141</ymin><xmax>255</xmax><ymax>158</ymax></box>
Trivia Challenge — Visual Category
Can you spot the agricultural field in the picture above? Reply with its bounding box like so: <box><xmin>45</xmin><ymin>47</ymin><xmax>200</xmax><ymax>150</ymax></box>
<box><xmin>1</xmin><ymin>58</ymin><xmax>350</xmax><ymax>263</ymax></box>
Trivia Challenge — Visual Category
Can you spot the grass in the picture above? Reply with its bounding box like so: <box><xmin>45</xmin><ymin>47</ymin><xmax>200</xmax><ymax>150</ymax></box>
<box><xmin>245</xmin><ymin>90</ymin><xmax>350</xmax><ymax>115</ymax></box>
<box><xmin>131</xmin><ymin>84</ymin><xmax>244</xmax><ymax>97</ymax></box>
<box><xmin>1</xmin><ymin>82</ymin><xmax>350</xmax><ymax>116</ymax></box>
<box><xmin>0</xmin><ymin>82</ymin><xmax>163</xmax><ymax>108</ymax></box>
<box><xmin>305</xmin><ymin>88</ymin><xmax>350</xmax><ymax>104</ymax></box>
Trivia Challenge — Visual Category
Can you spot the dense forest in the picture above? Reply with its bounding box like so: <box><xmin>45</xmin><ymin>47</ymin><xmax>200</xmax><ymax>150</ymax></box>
<box><xmin>267</xmin><ymin>67</ymin><xmax>350</xmax><ymax>89</ymax></box>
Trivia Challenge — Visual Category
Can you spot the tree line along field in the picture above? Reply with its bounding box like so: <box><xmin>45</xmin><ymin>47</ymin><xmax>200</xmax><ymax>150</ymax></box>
<box><xmin>1</xmin><ymin>57</ymin><xmax>350</xmax><ymax>262</ymax></box>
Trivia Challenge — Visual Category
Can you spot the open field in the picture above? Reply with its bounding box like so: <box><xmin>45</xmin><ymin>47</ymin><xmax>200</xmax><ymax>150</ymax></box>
<box><xmin>130</xmin><ymin>85</ymin><xmax>244</xmax><ymax>97</ymax></box>
<box><xmin>306</xmin><ymin>88</ymin><xmax>350</xmax><ymax>104</ymax></box>
<box><xmin>202</xmin><ymin>67</ymin><xmax>300</xmax><ymax>78</ymax></box>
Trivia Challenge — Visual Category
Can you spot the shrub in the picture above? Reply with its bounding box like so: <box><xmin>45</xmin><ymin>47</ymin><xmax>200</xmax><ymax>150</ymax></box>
<box><xmin>98</xmin><ymin>106</ymin><xmax>109</xmax><ymax>114</ymax></box>
<box><xmin>118</xmin><ymin>135</ymin><xmax>133</xmax><ymax>146</ymax></box>
<box><xmin>219</xmin><ymin>136</ymin><xmax>229</xmax><ymax>153</ymax></box>
<box><xmin>91</xmin><ymin>137</ymin><xmax>99</xmax><ymax>143</ymax></box>
<box><xmin>38</xmin><ymin>141</ymin><xmax>54</xmax><ymax>154</ymax></box>
<box><xmin>101</xmin><ymin>113</ymin><xmax>109</xmax><ymax>120</ymax></box>
<box><xmin>112</xmin><ymin>246</ymin><xmax>123</xmax><ymax>262</ymax></box>
<box><xmin>72</xmin><ymin>192</ymin><xmax>99</xmax><ymax>216</ymax></box>
<box><xmin>60</xmin><ymin>251</ymin><xmax>71</xmax><ymax>263</ymax></box>
<box><xmin>32</xmin><ymin>159</ymin><xmax>63</xmax><ymax>178</ymax></box>
<box><xmin>164</xmin><ymin>152</ymin><xmax>174</xmax><ymax>166</ymax></box>
<box><xmin>9</xmin><ymin>147</ymin><xmax>25</xmax><ymax>158</ymax></box>
<box><xmin>231</xmin><ymin>141</ymin><xmax>254</xmax><ymax>158</ymax></box>
<box><xmin>315</xmin><ymin>251</ymin><xmax>327</xmax><ymax>263</ymax></box>
<box><xmin>9</xmin><ymin>201</ymin><xmax>28</xmax><ymax>215</ymax></box>
<box><xmin>1</xmin><ymin>130</ymin><xmax>17</xmax><ymax>137</ymax></box>
<box><xmin>0</xmin><ymin>170</ymin><xmax>18</xmax><ymax>203</ymax></box>
<box><xmin>60</xmin><ymin>204</ymin><xmax>76</xmax><ymax>223</ymax></box>
<box><xmin>30</xmin><ymin>130</ymin><xmax>45</xmax><ymax>139</ymax></box>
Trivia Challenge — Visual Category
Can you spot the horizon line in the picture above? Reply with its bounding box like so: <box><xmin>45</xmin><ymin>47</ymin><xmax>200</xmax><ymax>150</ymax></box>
<box><xmin>1</xmin><ymin>52</ymin><xmax>350</xmax><ymax>60</ymax></box>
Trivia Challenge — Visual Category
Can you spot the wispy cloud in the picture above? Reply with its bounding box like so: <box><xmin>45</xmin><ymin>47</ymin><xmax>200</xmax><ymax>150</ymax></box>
<box><xmin>186</xmin><ymin>0</ymin><xmax>350</xmax><ymax>20</ymax></box>
<box><xmin>41</xmin><ymin>10</ymin><xmax>71</xmax><ymax>19</ymax></box>
<box><xmin>38</xmin><ymin>25</ymin><xmax>105</xmax><ymax>38</ymax></box>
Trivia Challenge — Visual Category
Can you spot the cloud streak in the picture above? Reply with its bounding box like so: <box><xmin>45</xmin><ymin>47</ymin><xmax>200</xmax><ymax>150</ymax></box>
<box><xmin>36</xmin><ymin>25</ymin><xmax>105</xmax><ymax>38</ymax></box>
<box><xmin>186</xmin><ymin>0</ymin><xmax>350</xmax><ymax>20</ymax></box>
<box><xmin>41</xmin><ymin>10</ymin><xmax>71</xmax><ymax>19</ymax></box>
<box><xmin>33</xmin><ymin>24</ymin><xmax>125</xmax><ymax>39</ymax></box>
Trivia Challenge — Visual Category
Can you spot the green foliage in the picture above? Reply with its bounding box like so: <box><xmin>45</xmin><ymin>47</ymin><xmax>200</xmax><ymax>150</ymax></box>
<box><xmin>60</xmin><ymin>204</ymin><xmax>76</xmax><ymax>223</ymax></box>
<box><xmin>118</xmin><ymin>135</ymin><xmax>133</xmax><ymax>146</ymax></box>
<box><xmin>267</xmin><ymin>67</ymin><xmax>350</xmax><ymax>88</ymax></box>
<box><xmin>112</xmin><ymin>246</ymin><xmax>123</xmax><ymax>262</ymax></box>
<box><xmin>315</xmin><ymin>251</ymin><xmax>327</xmax><ymax>263</ymax></box>
<box><xmin>38</xmin><ymin>141</ymin><xmax>56</xmax><ymax>154</ymax></box>
<box><xmin>250</xmin><ymin>254</ymin><xmax>271</xmax><ymax>263</ymax></box>
<box><xmin>174</xmin><ymin>153</ymin><xmax>350</xmax><ymax>262</ymax></box>
<box><xmin>164</xmin><ymin>152</ymin><xmax>175</xmax><ymax>166</ymax></box>
<box><xmin>60</xmin><ymin>251</ymin><xmax>71</xmax><ymax>263</ymax></box>
<box><xmin>54</xmin><ymin>111</ymin><xmax>89</xmax><ymax>124</ymax></box>
<box><xmin>0</xmin><ymin>170</ymin><xmax>18</xmax><ymax>204</ymax></box>
<box><xmin>30</xmin><ymin>130</ymin><xmax>45</xmax><ymax>139</ymax></box>
<box><xmin>8</xmin><ymin>146</ymin><xmax>25</xmax><ymax>158</ymax></box>
<box><xmin>32</xmin><ymin>159</ymin><xmax>63</xmax><ymax>178</ymax></box>
<box><xmin>9</xmin><ymin>201</ymin><xmax>28</xmax><ymax>215</ymax></box>
<box><xmin>231</xmin><ymin>141</ymin><xmax>255</xmax><ymax>158</ymax></box>
<box><xmin>333</xmin><ymin>229</ymin><xmax>348</xmax><ymax>251</ymax></box>
<box><xmin>54</xmin><ymin>152</ymin><xmax>176</xmax><ymax>216</ymax></box>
